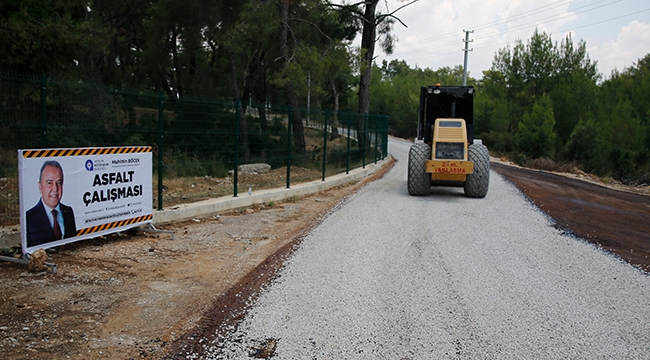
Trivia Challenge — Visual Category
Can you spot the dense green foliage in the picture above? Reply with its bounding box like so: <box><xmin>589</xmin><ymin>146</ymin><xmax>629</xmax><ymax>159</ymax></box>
<box><xmin>0</xmin><ymin>0</ymin><xmax>361</xmax><ymax>108</ymax></box>
<box><xmin>2</xmin><ymin>1</ymin><xmax>648</xmax><ymax>184</ymax></box>
<box><xmin>0</xmin><ymin>0</ymin><xmax>374</xmax><ymax>158</ymax></box>
<box><xmin>367</xmin><ymin>60</ymin><xmax>468</xmax><ymax>138</ymax></box>
<box><xmin>370</xmin><ymin>30</ymin><xmax>650</xmax><ymax>185</ymax></box>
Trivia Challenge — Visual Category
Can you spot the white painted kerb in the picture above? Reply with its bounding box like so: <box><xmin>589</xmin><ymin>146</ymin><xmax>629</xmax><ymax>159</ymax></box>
<box><xmin>153</xmin><ymin>159</ymin><xmax>387</xmax><ymax>224</ymax></box>
<box><xmin>0</xmin><ymin>159</ymin><xmax>387</xmax><ymax>247</ymax></box>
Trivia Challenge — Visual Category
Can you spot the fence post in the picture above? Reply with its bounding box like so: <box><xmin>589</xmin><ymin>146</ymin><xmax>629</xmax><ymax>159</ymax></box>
<box><xmin>322</xmin><ymin>110</ymin><xmax>328</xmax><ymax>181</ymax></box>
<box><xmin>40</xmin><ymin>74</ymin><xmax>47</xmax><ymax>148</ymax></box>
<box><xmin>157</xmin><ymin>91</ymin><xmax>164</xmax><ymax>210</ymax></box>
<box><xmin>233</xmin><ymin>99</ymin><xmax>240</xmax><ymax>197</ymax></box>
<box><xmin>286</xmin><ymin>106</ymin><xmax>292</xmax><ymax>189</ymax></box>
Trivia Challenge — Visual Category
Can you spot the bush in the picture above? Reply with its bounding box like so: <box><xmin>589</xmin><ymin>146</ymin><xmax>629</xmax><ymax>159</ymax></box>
<box><xmin>481</xmin><ymin>130</ymin><xmax>516</xmax><ymax>153</ymax></box>
<box><xmin>525</xmin><ymin>157</ymin><xmax>557</xmax><ymax>171</ymax></box>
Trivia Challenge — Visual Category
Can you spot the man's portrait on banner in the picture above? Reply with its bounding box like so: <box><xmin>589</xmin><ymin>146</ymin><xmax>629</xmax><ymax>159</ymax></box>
<box><xmin>25</xmin><ymin>160</ymin><xmax>77</xmax><ymax>247</ymax></box>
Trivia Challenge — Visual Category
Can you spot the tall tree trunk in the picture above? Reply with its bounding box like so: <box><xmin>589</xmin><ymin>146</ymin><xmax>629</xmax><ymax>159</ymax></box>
<box><xmin>285</xmin><ymin>80</ymin><xmax>306</xmax><ymax>152</ymax></box>
<box><xmin>329</xmin><ymin>79</ymin><xmax>340</xmax><ymax>140</ymax></box>
<box><xmin>258</xmin><ymin>104</ymin><xmax>268</xmax><ymax>135</ymax></box>
<box><xmin>250</xmin><ymin>49</ymin><xmax>269</xmax><ymax>135</ymax></box>
<box><xmin>219</xmin><ymin>0</ymin><xmax>250</xmax><ymax>161</ymax></box>
<box><xmin>250</xmin><ymin>68</ymin><xmax>269</xmax><ymax>136</ymax></box>
<box><xmin>280</xmin><ymin>0</ymin><xmax>306</xmax><ymax>153</ymax></box>
<box><xmin>227</xmin><ymin>49</ymin><xmax>251</xmax><ymax>161</ymax></box>
<box><xmin>170</xmin><ymin>30</ymin><xmax>184</xmax><ymax>99</ymax></box>
<box><xmin>357</xmin><ymin>0</ymin><xmax>379</xmax><ymax>149</ymax></box>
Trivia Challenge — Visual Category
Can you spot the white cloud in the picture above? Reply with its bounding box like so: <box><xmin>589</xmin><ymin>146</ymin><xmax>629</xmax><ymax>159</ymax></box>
<box><xmin>591</xmin><ymin>20</ymin><xmax>650</xmax><ymax>77</ymax></box>
<box><xmin>377</xmin><ymin>0</ymin><xmax>580</xmax><ymax>77</ymax></box>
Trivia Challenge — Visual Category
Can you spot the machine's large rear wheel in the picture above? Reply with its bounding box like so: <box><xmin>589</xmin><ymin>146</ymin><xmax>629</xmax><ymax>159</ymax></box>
<box><xmin>408</xmin><ymin>143</ymin><xmax>431</xmax><ymax>196</ymax></box>
<box><xmin>464</xmin><ymin>142</ymin><xmax>490</xmax><ymax>198</ymax></box>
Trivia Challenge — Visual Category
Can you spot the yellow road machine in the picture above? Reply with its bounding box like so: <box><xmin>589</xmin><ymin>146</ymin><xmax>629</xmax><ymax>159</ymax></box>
<box><xmin>407</xmin><ymin>85</ymin><xmax>490</xmax><ymax>197</ymax></box>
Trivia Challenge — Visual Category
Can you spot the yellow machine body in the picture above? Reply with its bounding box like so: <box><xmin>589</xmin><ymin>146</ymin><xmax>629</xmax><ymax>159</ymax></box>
<box><xmin>425</xmin><ymin>118</ymin><xmax>474</xmax><ymax>182</ymax></box>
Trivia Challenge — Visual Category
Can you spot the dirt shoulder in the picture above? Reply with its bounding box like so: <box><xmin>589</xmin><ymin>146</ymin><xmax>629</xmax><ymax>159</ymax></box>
<box><xmin>492</xmin><ymin>161</ymin><xmax>650</xmax><ymax>272</ymax></box>
<box><xmin>0</xmin><ymin>160</ymin><xmax>395</xmax><ymax>360</ymax></box>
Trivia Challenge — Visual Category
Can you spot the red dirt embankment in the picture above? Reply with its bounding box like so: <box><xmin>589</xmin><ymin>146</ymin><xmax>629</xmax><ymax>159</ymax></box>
<box><xmin>492</xmin><ymin>162</ymin><xmax>650</xmax><ymax>272</ymax></box>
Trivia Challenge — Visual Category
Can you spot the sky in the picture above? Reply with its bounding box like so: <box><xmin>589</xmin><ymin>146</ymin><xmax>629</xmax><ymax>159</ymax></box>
<box><xmin>361</xmin><ymin>0</ymin><xmax>650</xmax><ymax>80</ymax></box>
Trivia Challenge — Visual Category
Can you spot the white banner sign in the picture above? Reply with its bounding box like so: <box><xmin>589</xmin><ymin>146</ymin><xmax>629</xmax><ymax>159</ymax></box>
<box><xmin>18</xmin><ymin>147</ymin><xmax>153</xmax><ymax>254</ymax></box>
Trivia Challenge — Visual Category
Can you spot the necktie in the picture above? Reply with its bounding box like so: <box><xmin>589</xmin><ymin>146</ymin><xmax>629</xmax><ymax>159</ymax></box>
<box><xmin>52</xmin><ymin>209</ymin><xmax>62</xmax><ymax>240</ymax></box>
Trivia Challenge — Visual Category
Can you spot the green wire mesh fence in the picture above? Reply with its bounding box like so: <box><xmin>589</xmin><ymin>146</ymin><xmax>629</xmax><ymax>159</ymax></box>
<box><xmin>0</xmin><ymin>72</ymin><xmax>389</xmax><ymax>225</ymax></box>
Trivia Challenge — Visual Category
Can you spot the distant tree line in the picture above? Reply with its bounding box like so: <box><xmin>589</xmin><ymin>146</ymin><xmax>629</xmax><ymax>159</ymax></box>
<box><xmin>2</xmin><ymin>1</ymin><xmax>647</xmax><ymax>184</ymax></box>
<box><xmin>370</xmin><ymin>30</ymin><xmax>650</xmax><ymax>185</ymax></box>
<box><xmin>0</xmin><ymin>0</ymin><xmax>412</xmax><ymax>155</ymax></box>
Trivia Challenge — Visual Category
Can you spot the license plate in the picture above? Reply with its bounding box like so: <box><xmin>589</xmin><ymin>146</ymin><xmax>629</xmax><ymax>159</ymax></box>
<box><xmin>427</xmin><ymin>160</ymin><xmax>474</xmax><ymax>174</ymax></box>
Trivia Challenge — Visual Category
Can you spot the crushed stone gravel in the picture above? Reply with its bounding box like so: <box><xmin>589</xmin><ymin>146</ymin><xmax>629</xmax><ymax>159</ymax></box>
<box><xmin>204</xmin><ymin>138</ymin><xmax>650</xmax><ymax>359</ymax></box>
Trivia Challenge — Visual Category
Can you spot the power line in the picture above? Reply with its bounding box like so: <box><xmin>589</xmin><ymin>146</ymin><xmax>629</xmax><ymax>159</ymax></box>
<box><xmin>471</xmin><ymin>7</ymin><xmax>650</xmax><ymax>55</ymax></box>
<box><xmin>388</xmin><ymin>8</ymin><xmax>650</xmax><ymax>69</ymax></box>
<box><xmin>400</xmin><ymin>0</ymin><xmax>580</xmax><ymax>46</ymax></box>
<box><xmin>472</xmin><ymin>0</ymin><xmax>624</xmax><ymax>43</ymax></box>
<box><xmin>395</xmin><ymin>0</ymin><xmax>623</xmax><ymax>51</ymax></box>
<box><xmin>391</xmin><ymin>3</ymin><xmax>649</xmax><ymax>65</ymax></box>
<box><xmin>557</xmin><ymin>6</ymin><xmax>650</xmax><ymax>32</ymax></box>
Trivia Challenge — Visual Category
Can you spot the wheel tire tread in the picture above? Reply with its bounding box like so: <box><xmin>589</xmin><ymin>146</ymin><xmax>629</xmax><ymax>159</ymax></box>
<box><xmin>407</xmin><ymin>143</ymin><xmax>431</xmax><ymax>196</ymax></box>
<box><xmin>464</xmin><ymin>143</ymin><xmax>490</xmax><ymax>198</ymax></box>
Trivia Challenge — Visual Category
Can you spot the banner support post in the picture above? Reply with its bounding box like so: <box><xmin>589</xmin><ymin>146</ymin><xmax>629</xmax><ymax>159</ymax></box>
<box><xmin>157</xmin><ymin>91</ymin><xmax>164</xmax><ymax>210</ymax></box>
<box><xmin>0</xmin><ymin>255</ymin><xmax>57</xmax><ymax>274</ymax></box>
<box><xmin>137</xmin><ymin>223</ymin><xmax>176</xmax><ymax>240</ymax></box>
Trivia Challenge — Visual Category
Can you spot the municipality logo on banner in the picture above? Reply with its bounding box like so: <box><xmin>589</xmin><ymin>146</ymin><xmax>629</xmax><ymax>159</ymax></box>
<box><xmin>18</xmin><ymin>147</ymin><xmax>153</xmax><ymax>254</ymax></box>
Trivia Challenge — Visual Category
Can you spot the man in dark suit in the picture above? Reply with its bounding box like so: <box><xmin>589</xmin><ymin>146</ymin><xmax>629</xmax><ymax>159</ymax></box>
<box><xmin>26</xmin><ymin>160</ymin><xmax>77</xmax><ymax>247</ymax></box>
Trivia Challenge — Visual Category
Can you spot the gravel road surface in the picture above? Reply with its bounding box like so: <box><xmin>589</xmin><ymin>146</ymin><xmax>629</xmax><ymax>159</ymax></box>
<box><xmin>205</xmin><ymin>137</ymin><xmax>650</xmax><ymax>359</ymax></box>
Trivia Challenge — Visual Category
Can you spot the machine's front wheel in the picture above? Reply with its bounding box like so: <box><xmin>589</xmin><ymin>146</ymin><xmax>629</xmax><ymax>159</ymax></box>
<box><xmin>464</xmin><ymin>142</ymin><xmax>490</xmax><ymax>198</ymax></box>
<box><xmin>407</xmin><ymin>143</ymin><xmax>431</xmax><ymax>196</ymax></box>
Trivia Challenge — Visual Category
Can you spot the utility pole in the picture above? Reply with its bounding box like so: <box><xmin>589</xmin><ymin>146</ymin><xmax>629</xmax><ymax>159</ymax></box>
<box><xmin>462</xmin><ymin>29</ymin><xmax>474</xmax><ymax>86</ymax></box>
